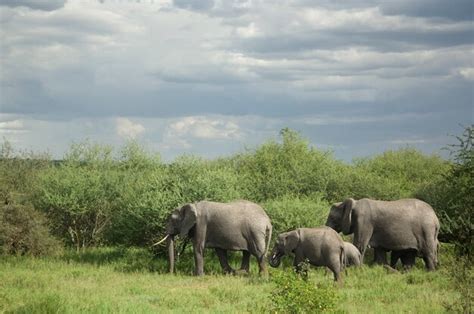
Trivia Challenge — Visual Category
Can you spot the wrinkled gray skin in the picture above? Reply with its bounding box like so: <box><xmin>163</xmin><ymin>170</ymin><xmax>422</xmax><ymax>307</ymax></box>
<box><xmin>343</xmin><ymin>241</ymin><xmax>361</xmax><ymax>267</ymax></box>
<box><xmin>166</xmin><ymin>200</ymin><xmax>272</xmax><ymax>276</ymax></box>
<box><xmin>268</xmin><ymin>227</ymin><xmax>344</xmax><ymax>282</ymax></box>
<box><xmin>326</xmin><ymin>198</ymin><xmax>439</xmax><ymax>271</ymax></box>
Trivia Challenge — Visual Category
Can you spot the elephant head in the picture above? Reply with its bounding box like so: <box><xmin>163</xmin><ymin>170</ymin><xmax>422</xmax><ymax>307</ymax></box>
<box><xmin>268</xmin><ymin>230</ymin><xmax>300</xmax><ymax>267</ymax></box>
<box><xmin>326</xmin><ymin>198</ymin><xmax>355</xmax><ymax>235</ymax></box>
<box><xmin>164</xmin><ymin>203</ymin><xmax>198</xmax><ymax>273</ymax></box>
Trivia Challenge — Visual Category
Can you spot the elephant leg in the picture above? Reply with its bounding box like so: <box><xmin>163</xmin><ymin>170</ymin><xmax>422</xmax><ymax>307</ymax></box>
<box><xmin>353</xmin><ymin>223</ymin><xmax>373</xmax><ymax>264</ymax></box>
<box><xmin>422</xmin><ymin>251</ymin><xmax>436</xmax><ymax>271</ymax></box>
<box><xmin>292</xmin><ymin>253</ymin><xmax>304</xmax><ymax>273</ymax></box>
<box><xmin>374</xmin><ymin>248</ymin><xmax>388</xmax><ymax>265</ymax></box>
<box><xmin>328</xmin><ymin>254</ymin><xmax>342</xmax><ymax>282</ymax></box>
<box><xmin>215</xmin><ymin>248</ymin><xmax>234</xmax><ymax>274</ymax></box>
<box><xmin>401</xmin><ymin>250</ymin><xmax>416</xmax><ymax>270</ymax></box>
<box><xmin>240</xmin><ymin>250</ymin><xmax>250</xmax><ymax>273</ymax></box>
<box><xmin>256</xmin><ymin>254</ymin><xmax>267</xmax><ymax>275</ymax></box>
<box><xmin>390</xmin><ymin>250</ymin><xmax>402</xmax><ymax>268</ymax></box>
<box><xmin>193</xmin><ymin>240</ymin><xmax>205</xmax><ymax>276</ymax></box>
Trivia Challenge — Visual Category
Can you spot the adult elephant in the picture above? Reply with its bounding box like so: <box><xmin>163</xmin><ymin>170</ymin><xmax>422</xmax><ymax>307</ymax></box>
<box><xmin>159</xmin><ymin>200</ymin><xmax>272</xmax><ymax>276</ymax></box>
<box><xmin>325</xmin><ymin>198</ymin><xmax>439</xmax><ymax>271</ymax></box>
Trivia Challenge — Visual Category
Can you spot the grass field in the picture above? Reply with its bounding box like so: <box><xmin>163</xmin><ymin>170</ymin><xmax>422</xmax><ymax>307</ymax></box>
<box><xmin>0</xmin><ymin>246</ymin><xmax>465</xmax><ymax>313</ymax></box>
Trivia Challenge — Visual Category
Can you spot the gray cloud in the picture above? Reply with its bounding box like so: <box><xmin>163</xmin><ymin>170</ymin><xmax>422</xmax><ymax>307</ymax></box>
<box><xmin>1</xmin><ymin>0</ymin><xmax>472</xmax><ymax>161</ymax></box>
<box><xmin>173</xmin><ymin>0</ymin><xmax>214</xmax><ymax>11</ymax></box>
<box><xmin>380</xmin><ymin>0</ymin><xmax>474</xmax><ymax>21</ymax></box>
<box><xmin>283</xmin><ymin>0</ymin><xmax>473</xmax><ymax>21</ymax></box>
<box><xmin>0</xmin><ymin>0</ymin><xmax>66</xmax><ymax>11</ymax></box>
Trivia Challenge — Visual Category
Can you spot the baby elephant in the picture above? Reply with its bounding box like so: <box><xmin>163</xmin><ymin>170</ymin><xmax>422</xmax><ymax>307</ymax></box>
<box><xmin>268</xmin><ymin>227</ymin><xmax>344</xmax><ymax>282</ymax></box>
<box><xmin>343</xmin><ymin>242</ymin><xmax>361</xmax><ymax>267</ymax></box>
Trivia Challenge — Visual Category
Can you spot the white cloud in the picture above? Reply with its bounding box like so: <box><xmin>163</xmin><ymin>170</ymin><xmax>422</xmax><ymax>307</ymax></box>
<box><xmin>0</xmin><ymin>119</ymin><xmax>28</xmax><ymax>134</ymax></box>
<box><xmin>116</xmin><ymin>118</ymin><xmax>145</xmax><ymax>139</ymax></box>
<box><xmin>297</xmin><ymin>112</ymin><xmax>438</xmax><ymax>126</ymax></box>
<box><xmin>166</xmin><ymin>116</ymin><xmax>242</xmax><ymax>140</ymax></box>
<box><xmin>459</xmin><ymin>67</ymin><xmax>474</xmax><ymax>81</ymax></box>
<box><xmin>236</xmin><ymin>22</ymin><xmax>262</xmax><ymax>38</ymax></box>
<box><xmin>389</xmin><ymin>138</ymin><xmax>427</xmax><ymax>145</ymax></box>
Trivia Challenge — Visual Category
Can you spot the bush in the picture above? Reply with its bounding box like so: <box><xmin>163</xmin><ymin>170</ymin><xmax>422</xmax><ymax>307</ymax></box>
<box><xmin>442</xmin><ymin>254</ymin><xmax>473</xmax><ymax>313</ymax></box>
<box><xmin>270</xmin><ymin>265</ymin><xmax>339</xmax><ymax>313</ymax></box>
<box><xmin>234</xmin><ymin>128</ymin><xmax>338</xmax><ymax>202</ymax></box>
<box><xmin>0</xmin><ymin>204</ymin><xmax>62</xmax><ymax>256</ymax></box>
<box><xmin>35</xmin><ymin>141</ymin><xmax>120</xmax><ymax>250</ymax></box>
<box><xmin>0</xmin><ymin>140</ymin><xmax>50</xmax><ymax>205</ymax></box>
<box><xmin>417</xmin><ymin>125</ymin><xmax>473</xmax><ymax>257</ymax></box>
<box><xmin>354</xmin><ymin>148</ymin><xmax>449</xmax><ymax>199</ymax></box>
<box><xmin>264</xmin><ymin>194</ymin><xmax>330</xmax><ymax>236</ymax></box>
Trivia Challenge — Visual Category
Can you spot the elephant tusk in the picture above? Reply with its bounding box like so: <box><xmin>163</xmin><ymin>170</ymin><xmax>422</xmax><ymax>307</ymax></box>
<box><xmin>152</xmin><ymin>234</ymin><xmax>169</xmax><ymax>247</ymax></box>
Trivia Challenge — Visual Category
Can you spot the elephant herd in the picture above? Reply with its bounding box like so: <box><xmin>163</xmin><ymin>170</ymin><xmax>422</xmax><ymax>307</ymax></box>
<box><xmin>156</xmin><ymin>198</ymin><xmax>440</xmax><ymax>282</ymax></box>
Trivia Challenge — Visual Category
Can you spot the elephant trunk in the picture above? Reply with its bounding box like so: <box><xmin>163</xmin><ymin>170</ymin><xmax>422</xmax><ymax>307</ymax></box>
<box><xmin>167</xmin><ymin>235</ymin><xmax>175</xmax><ymax>273</ymax></box>
<box><xmin>268</xmin><ymin>249</ymin><xmax>282</xmax><ymax>268</ymax></box>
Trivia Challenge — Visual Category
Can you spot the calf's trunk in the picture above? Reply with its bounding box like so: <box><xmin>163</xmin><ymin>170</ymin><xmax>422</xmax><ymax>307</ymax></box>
<box><xmin>167</xmin><ymin>235</ymin><xmax>175</xmax><ymax>273</ymax></box>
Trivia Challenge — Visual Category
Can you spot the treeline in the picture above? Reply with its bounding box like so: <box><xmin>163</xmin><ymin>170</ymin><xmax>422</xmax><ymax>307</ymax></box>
<box><xmin>0</xmin><ymin>127</ymin><xmax>472</xmax><ymax>256</ymax></box>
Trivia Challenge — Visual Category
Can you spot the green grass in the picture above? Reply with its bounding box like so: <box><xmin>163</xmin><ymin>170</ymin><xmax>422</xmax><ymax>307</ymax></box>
<box><xmin>0</xmin><ymin>248</ymin><xmax>462</xmax><ymax>313</ymax></box>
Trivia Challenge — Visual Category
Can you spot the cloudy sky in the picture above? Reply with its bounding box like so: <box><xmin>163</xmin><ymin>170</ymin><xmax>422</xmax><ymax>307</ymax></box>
<box><xmin>1</xmin><ymin>0</ymin><xmax>472</xmax><ymax>161</ymax></box>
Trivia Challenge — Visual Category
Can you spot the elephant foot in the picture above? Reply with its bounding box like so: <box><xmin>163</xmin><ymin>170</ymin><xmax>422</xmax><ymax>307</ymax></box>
<box><xmin>222</xmin><ymin>268</ymin><xmax>235</xmax><ymax>275</ymax></box>
<box><xmin>383</xmin><ymin>265</ymin><xmax>399</xmax><ymax>274</ymax></box>
<box><xmin>194</xmin><ymin>269</ymin><xmax>205</xmax><ymax>276</ymax></box>
<box><xmin>235</xmin><ymin>269</ymin><xmax>250</xmax><ymax>276</ymax></box>
<box><xmin>402</xmin><ymin>264</ymin><xmax>414</xmax><ymax>271</ymax></box>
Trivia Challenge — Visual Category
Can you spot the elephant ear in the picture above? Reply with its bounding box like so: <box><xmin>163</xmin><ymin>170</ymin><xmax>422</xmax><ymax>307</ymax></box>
<box><xmin>341</xmin><ymin>198</ymin><xmax>355</xmax><ymax>235</ymax></box>
<box><xmin>180</xmin><ymin>203</ymin><xmax>197</xmax><ymax>238</ymax></box>
<box><xmin>284</xmin><ymin>230</ymin><xmax>300</xmax><ymax>254</ymax></box>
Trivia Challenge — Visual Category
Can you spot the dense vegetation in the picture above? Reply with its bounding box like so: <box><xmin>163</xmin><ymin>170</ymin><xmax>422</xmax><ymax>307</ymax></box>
<box><xmin>0</xmin><ymin>126</ymin><xmax>472</xmax><ymax>312</ymax></box>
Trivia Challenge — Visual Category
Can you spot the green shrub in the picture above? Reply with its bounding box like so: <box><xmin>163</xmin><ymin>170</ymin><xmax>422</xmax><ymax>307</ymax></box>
<box><xmin>234</xmin><ymin>128</ymin><xmax>338</xmax><ymax>202</ymax></box>
<box><xmin>0</xmin><ymin>140</ymin><xmax>50</xmax><ymax>205</ymax></box>
<box><xmin>354</xmin><ymin>148</ymin><xmax>449</xmax><ymax>199</ymax></box>
<box><xmin>35</xmin><ymin>141</ymin><xmax>120</xmax><ymax>250</ymax></box>
<box><xmin>270</xmin><ymin>265</ymin><xmax>339</xmax><ymax>313</ymax></box>
<box><xmin>442</xmin><ymin>254</ymin><xmax>473</xmax><ymax>313</ymax></box>
<box><xmin>0</xmin><ymin>204</ymin><xmax>62</xmax><ymax>256</ymax></box>
<box><xmin>264</xmin><ymin>194</ymin><xmax>330</xmax><ymax>236</ymax></box>
<box><xmin>416</xmin><ymin>125</ymin><xmax>473</xmax><ymax>257</ymax></box>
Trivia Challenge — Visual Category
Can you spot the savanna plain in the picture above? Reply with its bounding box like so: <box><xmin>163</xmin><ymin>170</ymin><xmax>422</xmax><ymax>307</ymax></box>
<box><xmin>1</xmin><ymin>127</ymin><xmax>472</xmax><ymax>313</ymax></box>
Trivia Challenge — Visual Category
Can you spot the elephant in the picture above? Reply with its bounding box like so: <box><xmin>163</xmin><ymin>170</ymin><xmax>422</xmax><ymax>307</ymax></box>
<box><xmin>372</xmin><ymin>247</ymin><xmax>417</xmax><ymax>269</ymax></box>
<box><xmin>162</xmin><ymin>200</ymin><xmax>272</xmax><ymax>276</ymax></box>
<box><xmin>268</xmin><ymin>227</ymin><xmax>345</xmax><ymax>282</ymax></box>
<box><xmin>390</xmin><ymin>249</ymin><xmax>417</xmax><ymax>269</ymax></box>
<box><xmin>325</xmin><ymin>198</ymin><xmax>439</xmax><ymax>271</ymax></box>
<box><xmin>390</xmin><ymin>239</ymin><xmax>440</xmax><ymax>269</ymax></box>
<box><xmin>343</xmin><ymin>241</ymin><xmax>361</xmax><ymax>267</ymax></box>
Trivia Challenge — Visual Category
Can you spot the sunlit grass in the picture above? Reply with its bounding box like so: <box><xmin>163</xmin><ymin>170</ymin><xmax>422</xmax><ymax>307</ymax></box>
<box><xmin>0</xmin><ymin>248</ymin><xmax>460</xmax><ymax>313</ymax></box>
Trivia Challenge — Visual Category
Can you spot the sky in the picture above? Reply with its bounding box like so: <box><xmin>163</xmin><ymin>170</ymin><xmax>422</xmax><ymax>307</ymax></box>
<box><xmin>0</xmin><ymin>0</ymin><xmax>473</xmax><ymax>162</ymax></box>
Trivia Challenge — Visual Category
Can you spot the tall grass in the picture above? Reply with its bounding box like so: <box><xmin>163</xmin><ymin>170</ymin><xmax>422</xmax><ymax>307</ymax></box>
<box><xmin>0</xmin><ymin>247</ymin><xmax>461</xmax><ymax>313</ymax></box>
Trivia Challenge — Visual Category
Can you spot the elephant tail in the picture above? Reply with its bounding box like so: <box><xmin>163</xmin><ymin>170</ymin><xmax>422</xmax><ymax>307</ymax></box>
<box><xmin>340</xmin><ymin>245</ymin><xmax>345</xmax><ymax>273</ymax></box>
<box><xmin>264</xmin><ymin>224</ymin><xmax>272</xmax><ymax>257</ymax></box>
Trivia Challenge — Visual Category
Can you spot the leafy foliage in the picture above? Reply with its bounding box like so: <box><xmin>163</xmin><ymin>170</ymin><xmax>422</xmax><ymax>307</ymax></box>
<box><xmin>417</xmin><ymin>125</ymin><xmax>473</xmax><ymax>257</ymax></box>
<box><xmin>0</xmin><ymin>204</ymin><xmax>61</xmax><ymax>256</ymax></box>
<box><xmin>0</xmin><ymin>128</ymin><xmax>467</xmax><ymax>256</ymax></box>
<box><xmin>270</xmin><ymin>264</ymin><xmax>339</xmax><ymax>313</ymax></box>
<box><xmin>234</xmin><ymin>128</ymin><xmax>338</xmax><ymax>202</ymax></box>
<box><xmin>0</xmin><ymin>140</ymin><xmax>50</xmax><ymax>205</ymax></box>
<box><xmin>263</xmin><ymin>194</ymin><xmax>329</xmax><ymax>235</ymax></box>
<box><xmin>34</xmin><ymin>142</ymin><xmax>120</xmax><ymax>250</ymax></box>
<box><xmin>354</xmin><ymin>148</ymin><xmax>449</xmax><ymax>199</ymax></box>
<box><xmin>442</xmin><ymin>253</ymin><xmax>473</xmax><ymax>313</ymax></box>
